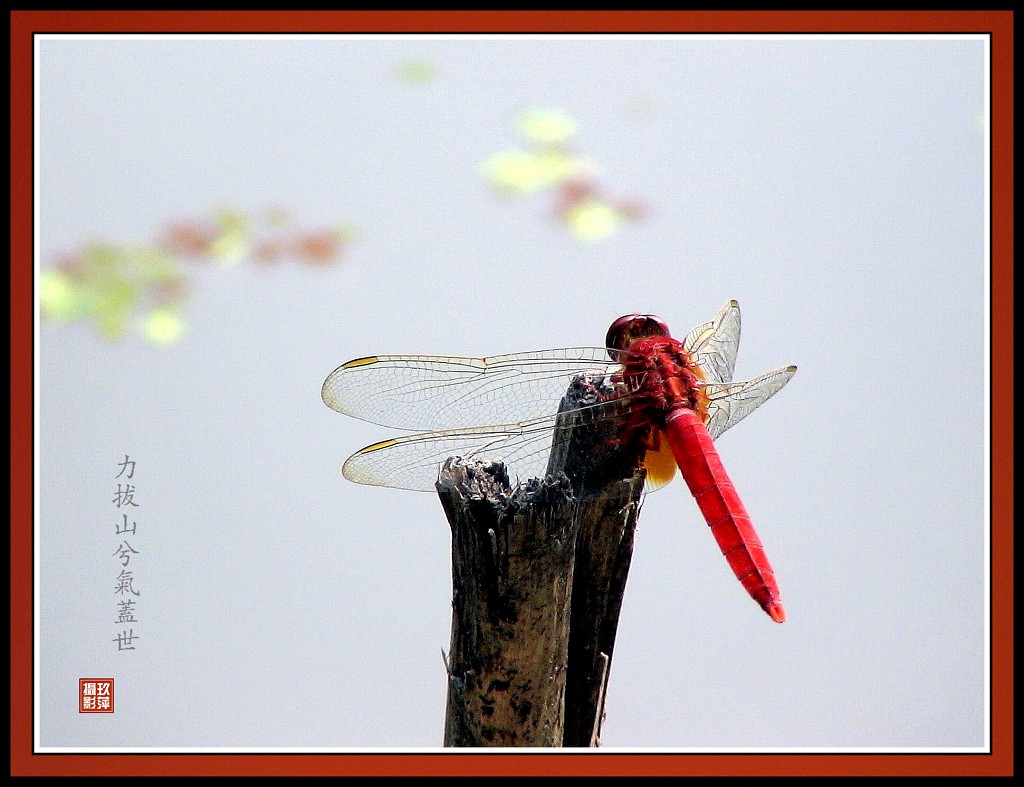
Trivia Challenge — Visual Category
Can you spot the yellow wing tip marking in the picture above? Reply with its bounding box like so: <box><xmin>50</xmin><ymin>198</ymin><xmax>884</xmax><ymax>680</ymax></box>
<box><xmin>357</xmin><ymin>438</ymin><xmax>399</xmax><ymax>454</ymax></box>
<box><xmin>341</xmin><ymin>356</ymin><xmax>380</xmax><ymax>369</ymax></box>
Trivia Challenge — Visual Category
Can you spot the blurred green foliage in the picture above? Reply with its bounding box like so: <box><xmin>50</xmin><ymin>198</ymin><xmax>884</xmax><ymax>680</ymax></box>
<box><xmin>480</xmin><ymin>108</ymin><xmax>645</xmax><ymax>243</ymax></box>
<box><xmin>40</xmin><ymin>244</ymin><xmax>184</xmax><ymax>344</ymax></box>
<box><xmin>42</xmin><ymin>104</ymin><xmax>644</xmax><ymax>348</ymax></box>
<box><xmin>396</xmin><ymin>57</ymin><xmax>437</xmax><ymax>84</ymax></box>
<box><xmin>40</xmin><ymin>207</ymin><xmax>356</xmax><ymax>346</ymax></box>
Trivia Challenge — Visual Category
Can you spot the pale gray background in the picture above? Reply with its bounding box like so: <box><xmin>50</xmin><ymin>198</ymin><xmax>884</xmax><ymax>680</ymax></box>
<box><xmin>37</xmin><ymin>35</ymin><xmax>987</xmax><ymax>749</ymax></box>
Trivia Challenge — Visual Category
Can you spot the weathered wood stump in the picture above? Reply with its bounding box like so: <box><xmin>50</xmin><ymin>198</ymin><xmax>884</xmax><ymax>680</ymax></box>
<box><xmin>439</xmin><ymin>377</ymin><xmax>647</xmax><ymax>747</ymax></box>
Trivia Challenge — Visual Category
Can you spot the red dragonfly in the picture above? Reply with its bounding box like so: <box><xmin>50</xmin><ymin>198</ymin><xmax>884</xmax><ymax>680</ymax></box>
<box><xmin>322</xmin><ymin>301</ymin><xmax>796</xmax><ymax>622</ymax></box>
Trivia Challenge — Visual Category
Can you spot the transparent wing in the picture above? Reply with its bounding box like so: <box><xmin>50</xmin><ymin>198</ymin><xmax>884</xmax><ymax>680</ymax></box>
<box><xmin>339</xmin><ymin>358</ymin><xmax>795</xmax><ymax>491</ymax></box>
<box><xmin>682</xmin><ymin>299</ymin><xmax>741</xmax><ymax>384</ymax></box>
<box><xmin>701</xmin><ymin>365</ymin><xmax>797</xmax><ymax>440</ymax></box>
<box><xmin>327</xmin><ymin>304</ymin><xmax>793</xmax><ymax>491</ymax></box>
<box><xmin>322</xmin><ymin>348</ymin><xmax>620</xmax><ymax>431</ymax></box>
<box><xmin>341</xmin><ymin>415</ymin><xmax>569</xmax><ymax>491</ymax></box>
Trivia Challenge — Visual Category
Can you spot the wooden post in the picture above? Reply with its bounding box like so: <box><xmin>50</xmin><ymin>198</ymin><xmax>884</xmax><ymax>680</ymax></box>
<box><xmin>439</xmin><ymin>377</ymin><xmax>647</xmax><ymax>747</ymax></box>
<box><xmin>439</xmin><ymin>461</ymin><xmax>578</xmax><ymax>747</ymax></box>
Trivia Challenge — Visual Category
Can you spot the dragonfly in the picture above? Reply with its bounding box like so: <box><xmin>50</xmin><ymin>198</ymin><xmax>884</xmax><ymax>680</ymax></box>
<box><xmin>322</xmin><ymin>300</ymin><xmax>796</xmax><ymax>622</ymax></box>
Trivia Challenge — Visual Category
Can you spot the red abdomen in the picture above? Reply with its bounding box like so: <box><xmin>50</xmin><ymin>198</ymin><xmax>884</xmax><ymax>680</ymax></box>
<box><xmin>663</xmin><ymin>406</ymin><xmax>785</xmax><ymax>623</ymax></box>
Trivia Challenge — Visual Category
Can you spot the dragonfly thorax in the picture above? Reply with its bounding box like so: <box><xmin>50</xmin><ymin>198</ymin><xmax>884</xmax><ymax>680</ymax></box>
<box><xmin>620</xmin><ymin>336</ymin><xmax>705</xmax><ymax>426</ymax></box>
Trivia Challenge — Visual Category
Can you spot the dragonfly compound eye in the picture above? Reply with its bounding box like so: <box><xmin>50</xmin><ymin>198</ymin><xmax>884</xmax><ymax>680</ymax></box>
<box><xmin>605</xmin><ymin>314</ymin><xmax>672</xmax><ymax>352</ymax></box>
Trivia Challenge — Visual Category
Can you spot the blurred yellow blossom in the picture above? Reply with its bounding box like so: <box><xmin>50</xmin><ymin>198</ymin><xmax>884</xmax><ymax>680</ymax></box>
<box><xmin>39</xmin><ymin>270</ymin><xmax>80</xmax><ymax>320</ymax></box>
<box><xmin>141</xmin><ymin>305</ymin><xmax>185</xmax><ymax>345</ymax></box>
<box><xmin>517</xmin><ymin>109</ymin><xmax>577</xmax><ymax>144</ymax></box>
<box><xmin>206</xmin><ymin>208</ymin><xmax>251</xmax><ymax>265</ymax></box>
<box><xmin>481</xmin><ymin>149</ymin><xmax>591</xmax><ymax>194</ymax></box>
<box><xmin>481</xmin><ymin>108</ymin><xmax>643</xmax><ymax>243</ymax></box>
<box><xmin>564</xmin><ymin>199</ymin><xmax>625</xmax><ymax>243</ymax></box>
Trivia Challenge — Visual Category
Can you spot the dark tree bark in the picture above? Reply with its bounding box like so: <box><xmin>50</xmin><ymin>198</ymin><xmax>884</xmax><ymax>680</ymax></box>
<box><xmin>440</xmin><ymin>377</ymin><xmax>647</xmax><ymax>747</ymax></box>
<box><xmin>439</xmin><ymin>462</ymin><xmax>578</xmax><ymax>747</ymax></box>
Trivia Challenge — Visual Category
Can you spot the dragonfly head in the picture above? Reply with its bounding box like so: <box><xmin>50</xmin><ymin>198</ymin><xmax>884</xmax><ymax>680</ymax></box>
<box><xmin>606</xmin><ymin>314</ymin><xmax>672</xmax><ymax>358</ymax></box>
